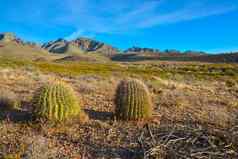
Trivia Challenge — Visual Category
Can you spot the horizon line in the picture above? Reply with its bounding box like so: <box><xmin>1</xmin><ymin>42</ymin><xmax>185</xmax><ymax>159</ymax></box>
<box><xmin>0</xmin><ymin>31</ymin><xmax>237</xmax><ymax>54</ymax></box>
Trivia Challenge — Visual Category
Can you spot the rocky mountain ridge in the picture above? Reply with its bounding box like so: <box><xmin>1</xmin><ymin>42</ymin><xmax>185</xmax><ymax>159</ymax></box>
<box><xmin>0</xmin><ymin>32</ymin><xmax>39</xmax><ymax>47</ymax></box>
<box><xmin>125</xmin><ymin>46</ymin><xmax>160</xmax><ymax>53</ymax></box>
<box><xmin>42</xmin><ymin>37</ymin><xmax>119</xmax><ymax>57</ymax></box>
<box><xmin>0</xmin><ymin>32</ymin><xmax>209</xmax><ymax>57</ymax></box>
<box><xmin>125</xmin><ymin>46</ymin><xmax>207</xmax><ymax>56</ymax></box>
<box><xmin>1</xmin><ymin>32</ymin><xmax>238</xmax><ymax>63</ymax></box>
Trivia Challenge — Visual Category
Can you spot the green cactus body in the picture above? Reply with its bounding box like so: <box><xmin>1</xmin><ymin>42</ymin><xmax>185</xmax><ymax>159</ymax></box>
<box><xmin>115</xmin><ymin>79</ymin><xmax>152</xmax><ymax>120</ymax></box>
<box><xmin>33</xmin><ymin>81</ymin><xmax>81</xmax><ymax>122</ymax></box>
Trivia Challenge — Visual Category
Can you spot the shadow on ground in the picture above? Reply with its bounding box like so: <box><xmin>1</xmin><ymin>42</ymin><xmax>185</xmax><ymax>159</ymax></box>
<box><xmin>84</xmin><ymin>109</ymin><xmax>114</xmax><ymax>121</ymax></box>
<box><xmin>0</xmin><ymin>109</ymin><xmax>32</xmax><ymax>123</ymax></box>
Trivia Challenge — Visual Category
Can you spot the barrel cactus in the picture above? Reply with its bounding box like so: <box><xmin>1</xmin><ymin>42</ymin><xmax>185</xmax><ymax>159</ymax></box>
<box><xmin>115</xmin><ymin>79</ymin><xmax>153</xmax><ymax>120</ymax></box>
<box><xmin>33</xmin><ymin>81</ymin><xmax>81</xmax><ymax>122</ymax></box>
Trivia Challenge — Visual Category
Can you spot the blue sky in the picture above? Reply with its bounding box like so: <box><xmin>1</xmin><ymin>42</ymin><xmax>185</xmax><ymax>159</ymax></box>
<box><xmin>0</xmin><ymin>0</ymin><xmax>238</xmax><ymax>53</ymax></box>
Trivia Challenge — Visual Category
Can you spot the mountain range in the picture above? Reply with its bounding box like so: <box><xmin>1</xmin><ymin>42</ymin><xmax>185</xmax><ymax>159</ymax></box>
<box><xmin>0</xmin><ymin>32</ymin><xmax>237</xmax><ymax>63</ymax></box>
<box><xmin>42</xmin><ymin>37</ymin><xmax>119</xmax><ymax>57</ymax></box>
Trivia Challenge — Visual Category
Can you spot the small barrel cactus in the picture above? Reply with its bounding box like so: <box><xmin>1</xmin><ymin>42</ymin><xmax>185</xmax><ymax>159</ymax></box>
<box><xmin>115</xmin><ymin>79</ymin><xmax>153</xmax><ymax>120</ymax></box>
<box><xmin>33</xmin><ymin>81</ymin><xmax>81</xmax><ymax>122</ymax></box>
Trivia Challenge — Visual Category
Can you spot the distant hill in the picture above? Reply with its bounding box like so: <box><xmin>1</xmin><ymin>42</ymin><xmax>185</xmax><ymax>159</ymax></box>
<box><xmin>125</xmin><ymin>46</ymin><xmax>206</xmax><ymax>56</ymax></box>
<box><xmin>0</xmin><ymin>32</ymin><xmax>16</xmax><ymax>42</ymax></box>
<box><xmin>42</xmin><ymin>37</ymin><xmax>119</xmax><ymax>57</ymax></box>
<box><xmin>184</xmin><ymin>52</ymin><xmax>238</xmax><ymax>63</ymax></box>
<box><xmin>54</xmin><ymin>54</ymin><xmax>110</xmax><ymax>63</ymax></box>
<box><xmin>0</xmin><ymin>32</ymin><xmax>56</xmax><ymax>60</ymax></box>
<box><xmin>112</xmin><ymin>52</ymin><xmax>161</xmax><ymax>61</ymax></box>
<box><xmin>125</xmin><ymin>46</ymin><xmax>160</xmax><ymax>53</ymax></box>
<box><xmin>112</xmin><ymin>51</ymin><xmax>238</xmax><ymax>63</ymax></box>
<box><xmin>1</xmin><ymin>32</ymin><xmax>237</xmax><ymax>63</ymax></box>
<box><xmin>0</xmin><ymin>32</ymin><xmax>111</xmax><ymax>62</ymax></box>
<box><xmin>113</xmin><ymin>47</ymin><xmax>207</xmax><ymax>62</ymax></box>
<box><xmin>42</xmin><ymin>39</ymin><xmax>85</xmax><ymax>55</ymax></box>
<box><xmin>0</xmin><ymin>32</ymin><xmax>39</xmax><ymax>47</ymax></box>
<box><xmin>72</xmin><ymin>38</ymin><xmax>119</xmax><ymax>56</ymax></box>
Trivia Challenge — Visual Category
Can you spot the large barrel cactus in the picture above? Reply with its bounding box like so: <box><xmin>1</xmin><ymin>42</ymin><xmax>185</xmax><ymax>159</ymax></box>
<box><xmin>33</xmin><ymin>81</ymin><xmax>81</xmax><ymax>122</ymax></box>
<box><xmin>115</xmin><ymin>79</ymin><xmax>153</xmax><ymax>120</ymax></box>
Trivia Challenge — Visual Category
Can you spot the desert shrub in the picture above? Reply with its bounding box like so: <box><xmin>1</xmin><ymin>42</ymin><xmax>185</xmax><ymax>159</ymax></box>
<box><xmin>32</xmin><ymin>81</ymin><xmax>82</xmax><ymax>122</ymax></box>
<box><xmin>225</xmin><ymin>79</ymin><xmax>236</xmax><ymax>88</ymax></box>
<box><xmin>115</xmin><ymin>78</ymin><xmax>153</xmax><ymax>120</ymax></box>
<box><xmin>0</xmin><ymin>89</ymin><xmax>20</xmax><ymax>110</ymax></box>
<box><xmin>2</xmin><ymin>154</ymin><xmax>21</xmax><ymax>159</ymax></box>
<box><xmin>224</xmin><ymin>69</ymin><xmax>237</xmax><ymax>76</ymax></box>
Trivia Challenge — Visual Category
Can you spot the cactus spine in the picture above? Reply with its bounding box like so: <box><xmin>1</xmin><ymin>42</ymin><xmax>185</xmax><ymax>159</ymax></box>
<box><xmin>115</xmin><ymin>79</ymin><xmax>152</xmax><ymax>120</ymax></box>
<box><xmin>33</xmin><ymin>81</ymin><xmax>81</xmax><ymax>122</ymax></box>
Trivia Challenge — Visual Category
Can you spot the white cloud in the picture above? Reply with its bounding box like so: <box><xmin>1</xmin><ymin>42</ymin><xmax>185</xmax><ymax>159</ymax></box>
<box><xmin>138</xmin><ymin>2</ymin><xmax>237</xmax><ymax>28</ymax></box>
<box><xmin>116</xmin><ymin>1</ymin><xmax>162</xmax><ymax>24</ymax></box>
<box><xmin>65</xmin><ymin>30</ymin><xmax>84</xmax><ymax>40</ymax></box>
<box><xmin>65</xmin><ymin>29</ymin><xmax>95</xmax><ymax>40</ymax></box>
<box><xmin>61</xmin><ymin>0</ymin><xmax>237</xmax><ymax>37</ymax></box>
<box><xmin>3</xmin><ymin>0</ymin><xmax>236</xmax><ymax>37</ymax></box>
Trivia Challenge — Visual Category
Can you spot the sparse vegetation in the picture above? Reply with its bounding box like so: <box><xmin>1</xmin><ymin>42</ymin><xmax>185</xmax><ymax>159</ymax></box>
<box><xmin>0</xmin><ymin>89</ymin><xmax>20</xmax><ymax>110</ymax></box>
<box><xmin>0</xmin><ymin>46</ymin><xmax>238</xmax><ymax>158</ymax></box>
<box><xmin>226</xmin><ymin>79</ymin><xmax>236</xmax><ymax>88</ymax></box>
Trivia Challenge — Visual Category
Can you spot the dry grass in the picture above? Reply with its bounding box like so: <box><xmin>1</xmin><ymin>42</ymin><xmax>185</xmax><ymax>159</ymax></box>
<box><xmin>0</xmin><ymin>60</ymin><xmax>237</xmax><ymax>159</ymax></box>
<box><xmin>0</xmin><ymin>89</ymin><xmax>20</xmax><ymax>110</ymax></box>
<box><xmin>139</xmin><ymin>123</ymin><xmax>238</xmax><ymax>159</ymax></box>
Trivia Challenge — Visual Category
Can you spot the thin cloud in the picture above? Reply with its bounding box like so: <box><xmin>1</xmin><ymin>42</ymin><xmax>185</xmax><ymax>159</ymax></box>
<box><xmin>138</xmin><ymin>3</ymin><xmax>237</xmax><ymax>28</ymax></box>
<box><xmin>116</xmin><ymin>0</ymin><xmax>163</xmax><ymax>24</ymax></box>
<box><xmin>65</xmin><ymin>29</ymin><xmax>95</xmax><ymax>40</ymax></box>
<box><xmin>61</xmin><ymin>0</ymin><xmax>237</xmax><ymax>37</ymax></box>
<box><xmin>2</xmin><ymin>0</ymin><xmax>236</xmax><ymax>37</ymax></box>
<box><xmin>65</xmin><ymin>30</ymin><xmax>84</xmax><ymax>40</ymax></box>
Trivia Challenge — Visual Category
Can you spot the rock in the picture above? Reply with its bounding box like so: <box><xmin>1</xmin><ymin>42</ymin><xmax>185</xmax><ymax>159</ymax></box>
<box><xmin>72</xmin><ymin>37</ymin><xmax>118</xmax><ymax>57</ymax></box>
<box><xmin>124</xmin><ymin>47</ymin><xmax>206</xmax><ymax>57</ymax></box>
<box><xmin>42</xmin><ymin>37</ymin><xmax>119</xmax><ymax>57</ymax></box>
<box><xmin>125</xmin><ymin>46</ymin><xmax>160</xmax><ymax>53</ymax></box>
<box><xmin>0</xmin><ymin>32</ymin><xmax>39</xmax><ymax>48</ymax></box>
<box><xmin>42</xmin><ymin>39</ymin><xmax>69</xmax><ymax>54</ymax></box>
<box><xmin>0</xmin><ymin>32</ymin><xmax>16</xmax><ymax>42</ymax></box>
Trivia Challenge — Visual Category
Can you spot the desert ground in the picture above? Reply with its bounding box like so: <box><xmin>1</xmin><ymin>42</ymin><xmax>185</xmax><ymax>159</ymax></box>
<box><xmin>0</xmin><ymin>56</ymin><xmax>237</xmax><ymax>159</ymax></box>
